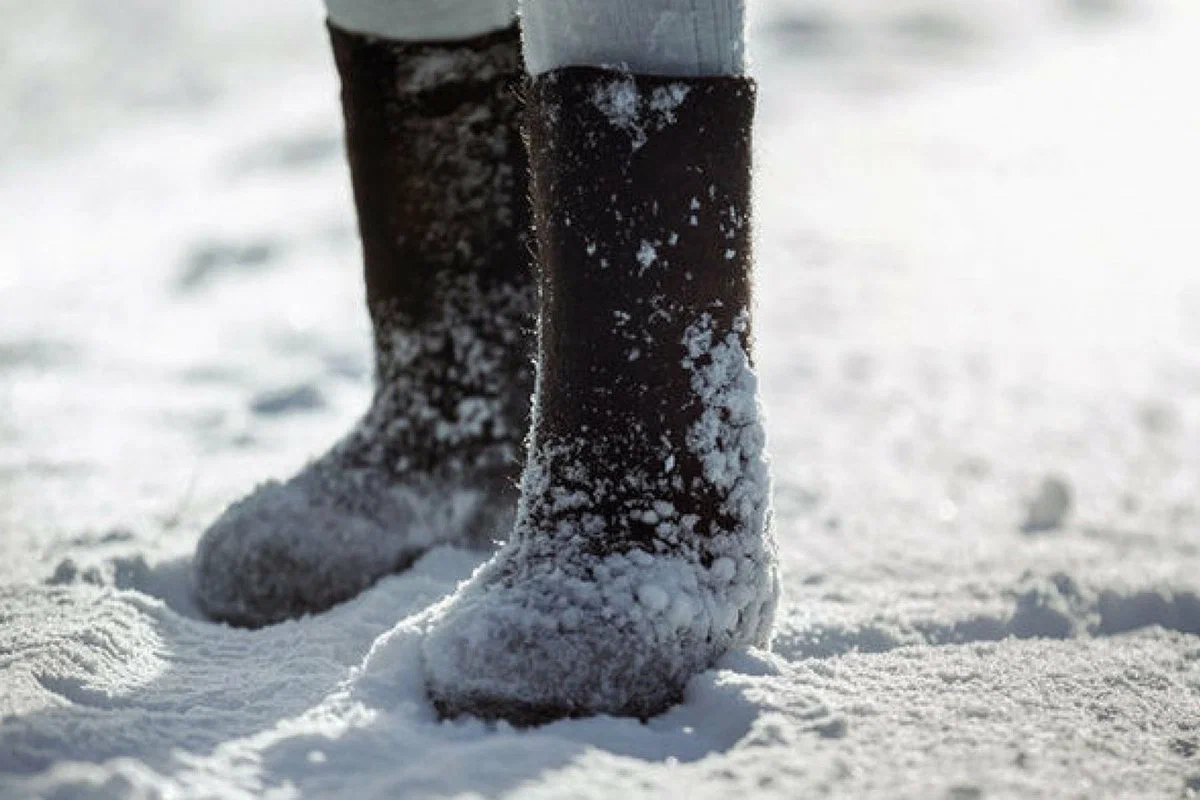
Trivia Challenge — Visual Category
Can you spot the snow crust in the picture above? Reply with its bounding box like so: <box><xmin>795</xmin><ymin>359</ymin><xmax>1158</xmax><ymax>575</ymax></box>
<box><xmin>4</xmin><ymin>0</ymin><xmax>1200</xmax><ymax>797</ymax></box>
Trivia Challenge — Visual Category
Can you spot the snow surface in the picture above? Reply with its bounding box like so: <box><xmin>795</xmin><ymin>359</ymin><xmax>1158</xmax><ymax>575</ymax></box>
<box><xmin>3</xmin><ymin>0</ymin><xmax>1200</xmax><ymax>796</ymax></box>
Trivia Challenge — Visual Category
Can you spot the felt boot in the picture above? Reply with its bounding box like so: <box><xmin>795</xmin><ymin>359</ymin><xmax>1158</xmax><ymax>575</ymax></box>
<box><xmin>193</xmin><ymin>24</ymin><xmax>534</xmax><ymax>628</ymax></box>
<box><xmin>423</xmin><ymin>67</ymin><xmax>778</xmax><ymax>723</ymax></box>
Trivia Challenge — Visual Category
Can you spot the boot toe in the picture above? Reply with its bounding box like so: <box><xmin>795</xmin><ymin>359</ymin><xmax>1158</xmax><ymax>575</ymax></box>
<box><xmin>422</xmin><ymin>553</ymin><xmax>725</xmax><ymax>723</ymax></box>
<box><xmin>193</xmin><ymin>476</ymin><xmax>406</xmax><ymax>628</ymax></box>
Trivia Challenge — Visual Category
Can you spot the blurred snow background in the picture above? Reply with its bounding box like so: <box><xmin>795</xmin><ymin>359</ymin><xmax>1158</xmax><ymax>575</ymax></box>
<box><xmin>2</xmin><ymin>0</ymin><xmax>1200</xmax><ymax>797</ymax></box>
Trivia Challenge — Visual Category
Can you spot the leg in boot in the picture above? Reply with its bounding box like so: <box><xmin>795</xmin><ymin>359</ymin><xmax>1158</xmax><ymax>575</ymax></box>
<box><xmin>193</xmin><ymin>4</ymin><xmax>534</xmax><ymax>628</ymax></box>
<box><xmin>423</xmin><ymin>0</ymin><xmax>778</xmax><ymax>723</ymax></box>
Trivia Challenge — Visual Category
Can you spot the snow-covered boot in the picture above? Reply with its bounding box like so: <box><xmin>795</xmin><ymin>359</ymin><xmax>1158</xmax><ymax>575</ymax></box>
<box><xmin>423</xmin><ymin>68</ymin><xmax>779</xmax><ymax>723</ymax></box>
<box><xmin>193</xmin><ymin>23</ymin><xmax>535</xmax><ymax>628</ymax></box>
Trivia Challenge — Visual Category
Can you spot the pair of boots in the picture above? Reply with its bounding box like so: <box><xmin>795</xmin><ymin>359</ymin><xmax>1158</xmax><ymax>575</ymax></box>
<box><xmin>193</xmin><ymin>23</ymin><xmax>778</xmax><ymax>723</ymax></box>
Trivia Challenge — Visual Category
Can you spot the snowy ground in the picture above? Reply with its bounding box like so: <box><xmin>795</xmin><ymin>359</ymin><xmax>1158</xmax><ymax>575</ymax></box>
<box><xmin>3</xmin><ymin>0</ymin><xmax>1200</xmax><ymax>796</ymax></box>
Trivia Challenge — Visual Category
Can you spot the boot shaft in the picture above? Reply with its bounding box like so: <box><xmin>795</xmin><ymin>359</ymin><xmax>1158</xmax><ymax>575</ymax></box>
<box><xmin>326</xmin><ymin>24</ymin><xmax>535</xmax><ymax>475</ymax></box>
<box><xmin>328</xmin><ymin>23</ymin><xmax>531</xmax><ymax>330</ymax></box>
<box><xmin>522</xmin><ymin>68</ymin><xmax>767</xmax><ymax>554</ymax></box>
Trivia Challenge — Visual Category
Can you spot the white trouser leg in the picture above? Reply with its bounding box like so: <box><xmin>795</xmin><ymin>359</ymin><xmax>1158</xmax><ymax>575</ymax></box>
<box><xmin>519</xmin><ymin>0</ymin><xmax>746</xmax><ymax>77</ymax></box>
<box><xmin>325</xmin><ymin>0</ymin><xmax>518</xmax><ymax>41</ymax></box>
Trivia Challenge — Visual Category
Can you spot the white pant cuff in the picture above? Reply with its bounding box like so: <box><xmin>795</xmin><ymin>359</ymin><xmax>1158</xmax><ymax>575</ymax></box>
<box><xmin>326</xmin><ymin>0</ymin><xmax>517</xmax><ymax>42</ymax></box>
<box><xmin>520</xmin><ymin>0</ymin><xmax>746</xmax><ymax>77</ymax></box>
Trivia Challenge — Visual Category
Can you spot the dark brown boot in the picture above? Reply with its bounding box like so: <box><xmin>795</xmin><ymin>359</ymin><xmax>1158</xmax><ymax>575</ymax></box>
<box><xmin>423</xmin><ymin>67</ymin><xmax>778</xmax><ymax>723</ymax></box>
<box><xmin>193</xmin><ymin>23</ymin><xmax>535</xmax><ymax>628</ymax></box>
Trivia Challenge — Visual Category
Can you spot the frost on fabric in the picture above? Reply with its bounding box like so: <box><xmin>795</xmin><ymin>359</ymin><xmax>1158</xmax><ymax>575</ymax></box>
<box><xmin>636</xmin><ymin>240</ymin><xmax>659</xmax><ymax>274</ymax></box>
<box><xmin>400</xmin><ymin>46</ymin><xmax>502</xmax><ymax>93</ymax></box>
<box><xmin>591</xmin><ymin>78</ymin><xmax>691</xmax><ymax>151</ymax></box>
<box><xmin>366</xmin><ymin>276</ymin><xmax>532</xmax><ymax>469</ymax></box>
<box><xmin>422</xmin><ymin>310</ymin><xmax>778</xmax><ymax>722</ymax></box>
